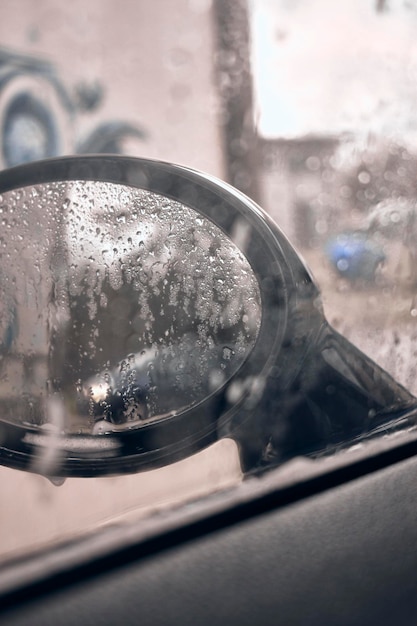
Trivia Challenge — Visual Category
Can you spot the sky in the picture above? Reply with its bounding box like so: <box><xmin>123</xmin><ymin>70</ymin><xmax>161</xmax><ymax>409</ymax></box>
<box><xmin>250</xmin><ymin>0</ymin><xmax>417</xmax><ymax>144</ymax></box>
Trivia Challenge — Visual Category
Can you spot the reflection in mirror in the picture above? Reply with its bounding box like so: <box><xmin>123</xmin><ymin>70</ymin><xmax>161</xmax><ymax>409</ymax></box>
<box><xmin>0</xmin><ymin>181</ymin><xmax>261</xmax><ymax>437</ymax></box>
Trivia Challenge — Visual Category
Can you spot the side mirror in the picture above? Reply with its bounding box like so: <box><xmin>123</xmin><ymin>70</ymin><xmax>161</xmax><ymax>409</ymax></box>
<box><xmin>0</xmin><ymin>156</ymin><xmax>415</xmax><ymax>478</ymax></box>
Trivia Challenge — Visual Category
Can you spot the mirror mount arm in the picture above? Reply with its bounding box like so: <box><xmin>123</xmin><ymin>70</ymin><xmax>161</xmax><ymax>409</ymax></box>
<box><xmin>231</xmin><ymin>323</ymin><xmax>417</xmax><ymax>475</ymax></box>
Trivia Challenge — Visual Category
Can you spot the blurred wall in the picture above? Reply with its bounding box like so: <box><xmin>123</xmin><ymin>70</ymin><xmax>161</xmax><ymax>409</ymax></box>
<box><xmin>0</xmin><ymin>0</ymin><xmax>226</xmax><ymax>176</ymax></box>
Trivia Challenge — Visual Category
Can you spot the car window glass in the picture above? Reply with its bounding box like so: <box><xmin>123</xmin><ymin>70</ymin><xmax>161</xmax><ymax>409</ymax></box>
<box><xmin>0</xmin><ymin>0</ymin><xmax>416</xmax><ymax>567</ymax></box>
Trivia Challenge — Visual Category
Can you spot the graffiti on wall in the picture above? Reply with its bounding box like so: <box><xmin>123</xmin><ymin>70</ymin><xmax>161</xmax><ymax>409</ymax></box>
<box><xmin>0</xmin><ymin>47</ymin><xmax>146</xmax><ymax>169</ymax></box>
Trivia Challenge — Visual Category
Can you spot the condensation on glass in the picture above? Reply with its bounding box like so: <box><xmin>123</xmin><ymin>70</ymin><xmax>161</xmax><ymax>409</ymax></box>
<box><xmin>0</xmin><ymin>181</ymin><xmax>261</xmax><ymax>436</ymax></box>
<box><xmin>250</xmin><ymin>0</ymin><xmax>417</xmax><ymax>395</ymax></box>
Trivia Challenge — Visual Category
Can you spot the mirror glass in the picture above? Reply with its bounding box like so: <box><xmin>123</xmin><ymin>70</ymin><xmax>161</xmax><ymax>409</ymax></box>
<box><xmin>0</xmin><ymin>181</ymin><xmax>261</xmax><ymax>435</ymax></box>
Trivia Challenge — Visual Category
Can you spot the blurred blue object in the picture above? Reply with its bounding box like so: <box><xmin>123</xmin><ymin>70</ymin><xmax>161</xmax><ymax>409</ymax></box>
<box><xmin>325</xmin><ymin>232</ymin><xmax>386</xmax><ymax>281</ymax></box>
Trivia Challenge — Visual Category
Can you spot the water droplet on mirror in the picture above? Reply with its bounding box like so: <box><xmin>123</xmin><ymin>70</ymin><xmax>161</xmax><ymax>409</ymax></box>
<box><xmin>0</xmin><ymin>180</ymin><xmax>262</xmax><ymax>439</ymax></box>
<box><xmin>93</xmin><ymin>420</ymin><xmax>111</xmax><ymax>435</ymax></box>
